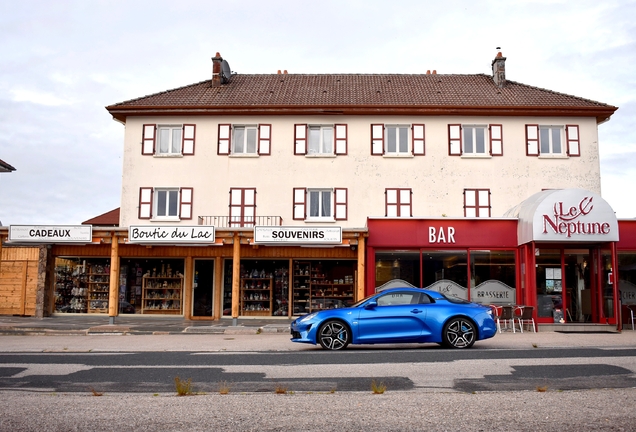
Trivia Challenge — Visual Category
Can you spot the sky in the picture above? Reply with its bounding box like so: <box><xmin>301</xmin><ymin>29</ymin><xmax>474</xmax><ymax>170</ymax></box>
<box><xmin>0</xmin><ymin>0</ymin><xmax>635</xmax><ymax>226</ymax></box>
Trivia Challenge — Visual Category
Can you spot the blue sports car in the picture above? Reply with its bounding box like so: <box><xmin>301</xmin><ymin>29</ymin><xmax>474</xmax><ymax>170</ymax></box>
<box><xmin>290</xmin><ymin>287</ymin><xmax>497</xmax><ymax>350</ymax></box>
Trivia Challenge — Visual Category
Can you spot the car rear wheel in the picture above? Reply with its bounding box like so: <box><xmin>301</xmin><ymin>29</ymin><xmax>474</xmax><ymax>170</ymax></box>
<box><xmin>442</xmin><ymin>317</ymin><xmax>476</xmax><ymax>349</ymax></box>
<box><xmin>318</xmin><ymin>320</ymin><xmax>350</xmax><ymax>350</ymax></box>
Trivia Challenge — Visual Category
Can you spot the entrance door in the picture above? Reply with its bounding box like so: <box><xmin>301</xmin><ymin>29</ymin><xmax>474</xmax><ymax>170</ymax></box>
<box><xmin>564</xmin><ymin>249</ymin><xmax>591</xmax><ymax>322</ymax></box>
<box><xmin>192</xmin><ymin>259</ymin><xmax>214</xmax><ymax>318</ymax></box>
<box><xmin>538</xmin><ymin>247</ymin><xmax>616</xmax><ymax>324</ymax></box>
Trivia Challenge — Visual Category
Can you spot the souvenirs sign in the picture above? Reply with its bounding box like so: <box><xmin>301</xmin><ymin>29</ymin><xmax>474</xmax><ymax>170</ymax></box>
<box><xmin>254</xmin><ymin>226</ymin><xmax>342</xmax><ymax>244</ymax></box>
<box><xmin>9</xmin><ymin>225</ymin><xmax>92</xmax><ymax>243</ymax></box>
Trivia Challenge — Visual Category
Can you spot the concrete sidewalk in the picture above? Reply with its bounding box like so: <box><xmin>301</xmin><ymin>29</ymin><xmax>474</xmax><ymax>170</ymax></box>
<box><xmin>0</xmin><ymin>315</ymin><xmax>292</xmax><ymax>336</ymax></box>
<box><xmin>0</xmin><ymin>314</ymin><xmax>635</xmax><ymax>353</ymax></box>
<box><xmin>0</xmin><ymin>330</ymin><xmax>634</xmax><ymax>353</ymax></box>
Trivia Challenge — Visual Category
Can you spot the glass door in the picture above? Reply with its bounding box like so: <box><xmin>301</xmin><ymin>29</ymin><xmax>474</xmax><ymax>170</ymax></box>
<box><xmin>564</xmin><ymin>249</ymin><xmax>591</xmax><ymax>322</ymax></box>
<box><xmin>192</xmin><ymin>259</ymin><xmax>214</xmax><ymax>318</ymax></box>
<box><xmin>535</xmin><ymin>249</ymin><xmax>563</xmax><ymax>320</ymax></box>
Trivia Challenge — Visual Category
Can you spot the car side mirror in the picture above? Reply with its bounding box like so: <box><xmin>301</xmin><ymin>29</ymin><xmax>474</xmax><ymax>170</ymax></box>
<box><xmin>365</xmin><ymin>300</ymin><xmax>378</xmax><ymax>309</ymax></box>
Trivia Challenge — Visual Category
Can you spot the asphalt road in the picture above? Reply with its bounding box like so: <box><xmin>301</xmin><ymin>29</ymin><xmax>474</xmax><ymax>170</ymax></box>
<box><xmin>1</xmin><ymin>340</ymin><xmax>636</xmax><ymax>394</ymax></box>
<box><xmin>1</xmin><ymin>332</ymin><xmax>636</xmax><ymax>431</ymax></box>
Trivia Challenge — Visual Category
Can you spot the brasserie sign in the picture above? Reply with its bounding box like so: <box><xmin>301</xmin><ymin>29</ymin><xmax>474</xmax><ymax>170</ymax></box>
<box><xmin>128</xmin><ymin>226</ymin><xmax>215</xmax><ymax>243</ymax></box>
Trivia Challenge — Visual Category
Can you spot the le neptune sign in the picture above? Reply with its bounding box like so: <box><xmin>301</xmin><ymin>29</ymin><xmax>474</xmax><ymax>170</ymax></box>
<box><xmin>519</xmin><ymin>189</ymin><xmax>619</xmax><ymax>244</ymax></box>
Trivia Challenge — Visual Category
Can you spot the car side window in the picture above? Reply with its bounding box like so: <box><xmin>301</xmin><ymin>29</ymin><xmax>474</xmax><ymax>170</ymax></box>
<box><xmin>376</xmin><ymin>292</ymin><xmax>416</xmax><ymax>306</ymax></box>
<box><xmin>418</xmin><ymin>294</ymin><xmax>433</xmax><ymax>304</ymax></box>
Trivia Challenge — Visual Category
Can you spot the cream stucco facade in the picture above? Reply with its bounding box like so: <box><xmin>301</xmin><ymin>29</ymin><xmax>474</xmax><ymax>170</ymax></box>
<box><xmin>119</xmin><ymin>115</ymin><xmax>601</xmax><ymax>228</ymax></box>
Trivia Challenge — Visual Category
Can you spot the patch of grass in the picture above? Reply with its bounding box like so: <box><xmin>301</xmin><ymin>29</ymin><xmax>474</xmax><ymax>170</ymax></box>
<box><xmin>371</xmin><ymin>380</ymin><xmax>387</xmax><ymax>394</ymax></box>
<box><xmin>88</xmin><ymin>387</ymin><xmax>103</xmax><ymax>396</ymax></box>
<box><xmin>274</xmin><ymin>384</ymin><xmax>288</xmax><ymax>394</ymax></box>
<box><xmin>219</xmin><ymin>381</ymin><xmax>231</xmax><ymax>395</ymax></box>
<box><xmin>532</xmin><ymin>343</ymin><xmax>538</xmax><ymax>348</ymax></box>
<box><xmin>536</xmin><ymin>385</ymin><xmax>548</xmax><ymax>392</ymax></box>
<box><xmin>174</xmin><ymin>376</ymin><xmax>194</xmax><ymax>396</ymax></box>
<box><xmin>153</xmin><ymin>393</ymin><xmax>159</xmax><ymax>397</ymax></box>
<box><xmin>329</xmin><ymin>387</ymin><xmax>337</xmax><ymax>394</ymax></box>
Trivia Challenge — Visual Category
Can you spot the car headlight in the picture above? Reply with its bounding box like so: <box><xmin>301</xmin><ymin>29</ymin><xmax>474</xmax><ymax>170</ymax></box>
<box><xmin>298</xmin><ymin>312</ymin><xmax>318</xmax><ymax>323</ymax></box>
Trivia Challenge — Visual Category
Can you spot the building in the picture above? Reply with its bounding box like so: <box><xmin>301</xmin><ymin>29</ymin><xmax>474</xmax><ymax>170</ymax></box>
<box><xmin>2</xmin><ymin>52</ymin><xmax>634</xmax><ymax>330</ymax></box>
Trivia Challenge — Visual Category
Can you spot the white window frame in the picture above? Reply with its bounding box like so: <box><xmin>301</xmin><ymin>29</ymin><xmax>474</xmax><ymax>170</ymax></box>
<box><xmin>462</xmin><ymin>125</ymin><xmax>488</xmax><ymax>156</ymax></box>
<box><xmin>385</xmin><ymin>125</ymin><xmax>410</xmax><ymax>156</ymax></box>
<box><xmin>154</xmin><ymin>188</ymin><xmax>180</xmax><ymax>220</ymax></box>
<box><xmin>307</xmin><ymin>125</ymin><xmax>334</xmax><ymax>155</ymax></box>
<box><xmin>539</xmin><ymin>125</ymin><xmax>565</xmax><ymax>156</ymax></box>
<box><xmin>232</xmin><ymin>125</ymin><xmax>258</xmax><ymax>155</ymax></box>
<box><xmin>386</xmin><ymin>188</ymin><xmax>412</xmax><ymax>217</ymax></box>
<box><xmin>464</xmin><ymin>189</ymin><xmax>491</xmax><ymax>218</ymax></box>
<box><xmin>229</xmin><ymin>188</ymin><xmax>256</xmax><ymax>227</ymax></box>
<box><xmin>157</xmin><ymin>125</ymin><xmax>182</xmax><ymax>156</ymax></box>
<box><xmin>307</xmin><ymin>188</ymin><xmax>334</xmax><ymax>222</ymax></box>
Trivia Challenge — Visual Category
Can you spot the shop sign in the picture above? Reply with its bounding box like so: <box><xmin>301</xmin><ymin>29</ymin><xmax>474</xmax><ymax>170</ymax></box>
<box><xmin>9</xmin><ymin>225</ymin><xmax>92</xmax><ymax>243</ymax></box>
<box><xmin>524</xmin><ymin>189</ymin><xmax>619</xmax><ymax>243</ymax></box>
<box><xmin>472</xmin><ymin>280</ymin><xmax>516</xmax><ymax>304</ymax></box>
<box><xmin>424</xmin><ymin>279</ymin><xmax>467</xmax><ymax>300</ymax></box>
<box><xmin>428</xmin><ymin>226</ymin><xmax>456</xmax><ymax>244</ymax></box>
<box><xmin>254</xmin><ymin>226</ymin><xmax>342</xmax><ymax>244</ymax></box>
<box><xmin>128</xmin><ymin>226</ymin><xmax>215</xmax><ymax>243</ymax></box>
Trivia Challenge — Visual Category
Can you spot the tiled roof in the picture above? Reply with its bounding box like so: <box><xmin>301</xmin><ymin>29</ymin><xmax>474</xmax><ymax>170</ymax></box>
<box><xmin>106</xmin><ymin>73</ymin><xmax>617</xmax><ymax>122</ymax></box>
<box><xmin>0</xmin><ymin>158</ymin><xmax>16</xmax><ymax>172</ymax></box>
<box><xmin>82</xmin><ymin>208</ymin><xmax>120</xmax><ymax>226</ymax></box>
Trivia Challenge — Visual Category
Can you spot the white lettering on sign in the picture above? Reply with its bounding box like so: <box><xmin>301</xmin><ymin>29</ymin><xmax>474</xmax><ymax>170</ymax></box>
<box><xmin>128</xmin><ymin>226</ymin><xmax>215</xmax><ymax>243</ymax></box>
<box><xmin>428</xmin><ymin>227</ymin><xmax>456</xmax><ymax>244</ymax></box>
<box><xmin>542</xmin><ymin>196</ymin><xmax>611</xmax><ymax>238</ymax></box>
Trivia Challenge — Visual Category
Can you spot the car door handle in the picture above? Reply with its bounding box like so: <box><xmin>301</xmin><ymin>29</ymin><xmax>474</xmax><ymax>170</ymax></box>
<box><xmin>410</xmin><ymin>309</ymin><xmax>423</xmax><ymax>314</ymax></box>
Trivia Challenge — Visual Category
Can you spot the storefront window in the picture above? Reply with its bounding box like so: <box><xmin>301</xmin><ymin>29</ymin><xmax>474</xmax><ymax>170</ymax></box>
<box><xmin>469</xmin><ymin>250</ymin><xmax>516</xmax><ymax>305</ymax></box>
<box><xmin>374</xmin><ymin>251</ymin><xmax>420</xmax><ymax>288</ymax></box>
<box><xmin>292</xmin><ymin>260</ymin><xmax>356</xmax><ymax>315</ymax></box>
<box><xmin>54</xmin><ymin>258</ymin><xmax>110</xmax><ymax>314</ymax></box>
<box><xmin>618</xmin><ymin>252</ymin><xmax>636</xmax><ymax>307</ymax></box>
<box><xmin>119</xmin><ymin>258</ymin><xmax>184</xmax><ymax>315</ymax></box>
<box><xmin>422</xmin><ymin>251</ymin><xmax>468</xmax><ymax>299</ymax></box>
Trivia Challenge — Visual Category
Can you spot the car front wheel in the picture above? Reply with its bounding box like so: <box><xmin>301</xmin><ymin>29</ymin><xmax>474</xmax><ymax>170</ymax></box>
<box><xmin>442</xmin><ymin>317</ymin><xmax>476</xmax><ymax>349</ymax></box>
<box><xmin>318</xmin><ymin>320</ymin><xmax>350</xmax><ymax>350</ymax></box>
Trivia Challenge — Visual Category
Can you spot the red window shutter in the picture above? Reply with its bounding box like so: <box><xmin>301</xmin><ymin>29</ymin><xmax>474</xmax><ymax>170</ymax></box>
<box><xmin>448</xmin><ymin>124</ymin><xmax>462</xmax><ymax>155</ymax></box>
<box><xmin>294</xmin><ymin>124</ymin><xmax>307</xmax><ymax>155</ymax></box>
<box><xmin>334</xmin><ymin>188</ymin><xmax>348</xmax><ymax>220</ymax></box>
<box><xmin>182</xmin><ymin>124</ymin><xmax>195</xmax><ymax>155</ymax></box>
<box><xmin>179</xmin><ymin>187</ymin><xmax>193</xmax><ymax>220</ymax></box>
<box><xmin>526</xmin><ymin>124</ymin><xmax>539</xmax><ymax>156</ymax></box>
<box><xmin>218</xmin><ymin>124</ymin><xmax>231</xmax><ymax>155</ymax></box>
<box><xmin>412</xmin><ymin>124</ymin><xmax>425</xmax><ymax>155</ymax></box>
<box><xmin>293</xmin><ymin>188</ymin><xmax>306</xmax><ymax>220</ymax></box>
<box><xmin>258</xmin><ymin>124</ymin><xmax>271</xmax><ymax>155</ymax></box>
<box><xmin>138</xmin><ymin>187</ymin><xmax>153</xmax><ymax>219</ymax></box>
<box><xmin>489</xmin><ymin>124</ymin><xmax>503</xmax><ymax>156</ymax></box>
<box><xmin>371</xmin><ymin>124</ymin><xmax>384</xmax><ymax>155</ymax></box>
<box><xmin>142</xmin><ymin>124</ymin><xmax>156</xmax><ymax>155</ymax></box>
<box><xmin>335</xmin><ymin>124</ymin><xmax>348</xmax><ymax>155</ymax></box>
<box><xmin>566</xmin><ymin>125</ymin><xmax>580</xmax><ymax>157</ymax></box>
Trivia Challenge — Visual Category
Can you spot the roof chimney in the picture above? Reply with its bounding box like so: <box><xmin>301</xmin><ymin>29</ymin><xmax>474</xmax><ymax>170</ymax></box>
<box><xmin>492</xmin><ymin>51</ymin><xmax>506</xmax><ymax>88</ymax></box>
<box><xmin>212</xmin><ymin>52</ymin><xmax>223</xmax><ymax>87</ymax></box>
